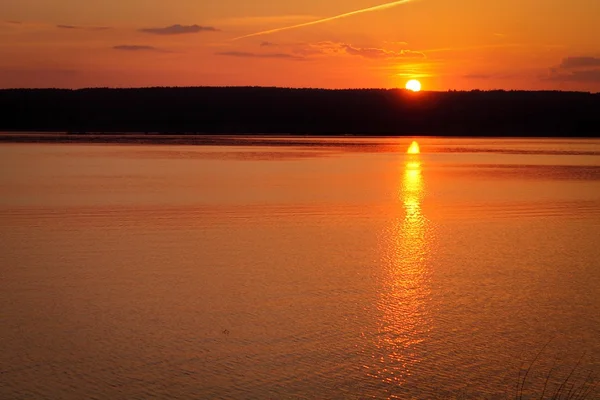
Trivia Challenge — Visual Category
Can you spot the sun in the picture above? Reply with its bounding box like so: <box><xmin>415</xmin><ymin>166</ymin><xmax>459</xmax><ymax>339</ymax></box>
<box><xmin>405</xmin><ymin>79</ymin><xmax>422</xmax><ymax>92</ymax></box>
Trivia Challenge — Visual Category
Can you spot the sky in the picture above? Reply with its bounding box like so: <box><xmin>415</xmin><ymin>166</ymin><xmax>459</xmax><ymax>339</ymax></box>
<box><xmin>1</xmin><ymin>0</ymin><xmax>600</xmax><ymax>91</ymax></box>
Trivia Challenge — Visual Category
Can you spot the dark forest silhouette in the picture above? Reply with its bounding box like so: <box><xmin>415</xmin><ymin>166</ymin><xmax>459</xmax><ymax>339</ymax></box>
<box><xmin>1</xmin><ymin>87</ymin><xmax>599</xmax><ymax>136</ymax></box>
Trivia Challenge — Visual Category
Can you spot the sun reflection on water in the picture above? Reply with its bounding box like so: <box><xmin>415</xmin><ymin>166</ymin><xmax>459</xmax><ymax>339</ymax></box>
<box><xmin>372</xmin><ymin>155</ymin><xmax>434</xmax><ymax>388</ymax></box>
<box><xmin>404</xmin><ymin>161</ymin><xmax>423</xmax><ymax>220</ymax></box>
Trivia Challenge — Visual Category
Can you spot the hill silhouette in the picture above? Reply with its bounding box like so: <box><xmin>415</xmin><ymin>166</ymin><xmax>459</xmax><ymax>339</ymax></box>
<box><xmin>1</xmin><ymin>87</ymin><xmax>599</xmax><ymax>136</ymax></box>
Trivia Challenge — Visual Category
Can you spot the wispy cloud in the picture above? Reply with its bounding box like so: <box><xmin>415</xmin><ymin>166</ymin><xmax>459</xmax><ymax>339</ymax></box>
<box><xmin>2</xmin><ymin>21</ymin><xmax>110</xmax><ymax>30</ymax></box>
<box><xmin>233</xmin><ymin>0</ymin><xmax>416</xmax><ymax>40</ymax></box>
<box><xmin>140</xmin><ymin>24</ymin><xmax>217</xmax><ymax>35</ymax></box>
<box><xmin>342</xmin><ymin>44</ymin><xmax>424</xmax><ymax>59</ymax></box>
<box><xmin>290</xmin><ymin>41</ymin><xmax>344</xmax><ymax>56</ymax></box>
<box><xmin>1</xmin><ymin>20</ymin><xmax>28</xmax><ymax>29</ymax></box>
<box><xmin>216</xmin><ymin>51</ymin><xmax>304</xmax><ymax>60</ymax></box>
<box><xmin>57</xmin><ymin>24</ymin><xmax>110</xmax><ymax>30</ymax></box>
<box><xmin>292</xmin><ymin>41</ymin><xmax>424</xmax><ymax>59</ymax></box>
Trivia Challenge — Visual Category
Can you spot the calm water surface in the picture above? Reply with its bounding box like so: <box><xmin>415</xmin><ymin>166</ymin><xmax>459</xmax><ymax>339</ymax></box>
<box><xmin>1</xmin><ymin>137</ymin><xmax>599</xmax><ymax>399</ymax></box>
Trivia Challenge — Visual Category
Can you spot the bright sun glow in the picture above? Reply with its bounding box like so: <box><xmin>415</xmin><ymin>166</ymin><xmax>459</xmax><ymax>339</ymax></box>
<box><xmin>407</xmin><ymin>141</ymin><xmax>420</xmax><ymax>154</ymax></box>
<box><xmin>405</xmin><ymin>79</ymin><xmax>422</xmax><ymax>92</ymax></box>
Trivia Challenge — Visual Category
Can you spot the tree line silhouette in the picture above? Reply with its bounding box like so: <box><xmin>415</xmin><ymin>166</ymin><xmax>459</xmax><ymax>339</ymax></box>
<box><xmin>0</xmin><ymin>87</ymin><xmax>599</xmax><ymax>136</ymax></box>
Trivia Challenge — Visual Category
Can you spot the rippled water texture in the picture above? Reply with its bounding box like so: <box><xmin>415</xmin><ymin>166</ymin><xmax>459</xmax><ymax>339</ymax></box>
<box><xmin>1</xmin><ymin>137</ymin><xmax>599</xmax><ymax>399</ymax></box>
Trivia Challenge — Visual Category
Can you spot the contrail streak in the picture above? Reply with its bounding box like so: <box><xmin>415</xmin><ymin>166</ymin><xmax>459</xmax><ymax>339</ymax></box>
<box><xmin>232</xmin><ymin>0</ymin><xmax>415</xmax><ymax>40</ymax></box>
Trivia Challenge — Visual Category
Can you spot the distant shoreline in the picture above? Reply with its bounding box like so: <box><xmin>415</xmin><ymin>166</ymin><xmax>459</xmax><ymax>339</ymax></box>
<box><xmin>1</xmin><ymin>132</ymin><xmax>599</xmax><ymax>146</ymax></box>
<box><xmin>1</xmin><ymin>87</ymin><xmax>599</xmax><ymax>137</ymax></box>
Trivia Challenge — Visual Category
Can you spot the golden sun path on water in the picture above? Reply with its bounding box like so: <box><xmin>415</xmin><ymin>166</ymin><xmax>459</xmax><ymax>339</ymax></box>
<box><xmin>407</xmin><ymin>141</ymin><xmax>420</xmax><ymax>154</ymax></box>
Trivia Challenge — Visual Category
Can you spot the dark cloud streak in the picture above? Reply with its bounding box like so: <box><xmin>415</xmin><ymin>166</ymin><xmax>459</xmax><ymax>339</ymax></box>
<box><xmin>140</xmin><ymin>24</ymin><xmax>217</xmax><ymax>35</ymax></box>
<box><xmin>57</xmin><ymin>24</ymin><xmax>111</xmax><ymax>30</ymax></box>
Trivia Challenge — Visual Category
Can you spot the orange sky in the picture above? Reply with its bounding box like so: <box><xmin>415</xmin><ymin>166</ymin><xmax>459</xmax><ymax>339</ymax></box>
<box><xmin>1</xmin><ymin>0</ymin><xmax>599</xmax><ymax>91</ymax></box>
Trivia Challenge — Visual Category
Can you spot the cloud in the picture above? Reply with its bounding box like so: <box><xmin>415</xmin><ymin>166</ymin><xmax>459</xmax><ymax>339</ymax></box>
<box><xmin>559</xmin><ymin>57</ymin><xmax>600</xmax><ymax>69</ymax></box>
<box><xmin>547</xmin><ymin>56</ymin><xmax>600</xmax><ymax>83</ymax></box>
<box><xmin>2</xmin><ymin>21</ymin><xmax>109</xmax><ymax>30</ymax></box>
<box><xmin>289</xmin><ymin>41</ymin><xmax>424</xmax><ymax>59</ymax></box>
<box><xmin>236</xmin><ymin>40</ymin><xmax>424</xmax><ymax>61</ymax></box>
<box><xmin>140</xmin><ymin>24</ymin><xmax>217</xmax><ymax>35</ymax></box>
<box><xmin>113</xmin><ymin>45</ymin><xmax>164</xmax><ymax>52</ymax></box>
<box><xmin>291</xmin><ymin>41</ymin><xmax>343</xmax><ymax>56</ymax></box>
<box><xmin>1</xmin><ymin>20</ymin><xmax>26</xmax><ymax>28</ymax></box>
<box><xmin>57</xmin><ymin>24</ymin><xmax>110</xmax><ymax>30</ymax></box>
<box><xmin>216</xmin><ymin>51</ymin><xmax>304</xmax><ymax>60</ymax></box>
<box><xmin>233</xmin><ymin>0</ymin><xmax>415</xmax><ymax>40</ymax></box>
<box><xmin>342</xmin><ymin>44</ymin><xmax>425</xmax><ymax>59</ymax></box>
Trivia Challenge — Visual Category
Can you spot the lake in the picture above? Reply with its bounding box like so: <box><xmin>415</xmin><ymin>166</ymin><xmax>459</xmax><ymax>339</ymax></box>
<box><xmin>1</xmin><ymin>137</ymin><xmax>599</xmax><ymax>399</ymax></box>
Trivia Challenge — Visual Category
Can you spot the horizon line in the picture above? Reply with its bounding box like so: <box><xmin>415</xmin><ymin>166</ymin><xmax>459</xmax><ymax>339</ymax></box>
<box><xmin>0</xmin><ymin>86</ymin><xmax>596</xmax><ymax>94</ymax></box>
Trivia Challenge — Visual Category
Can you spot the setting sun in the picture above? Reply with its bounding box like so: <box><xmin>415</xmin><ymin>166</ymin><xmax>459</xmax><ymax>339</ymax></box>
<box><xmin>407</xmin><ymin>141</ymin><xmax>420</xmax><ymax>154</ymax></box>
<box><xmin>405</xmin><ymin>80</ymin><xmax>422</xmax><ymax>92</ymax></box>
